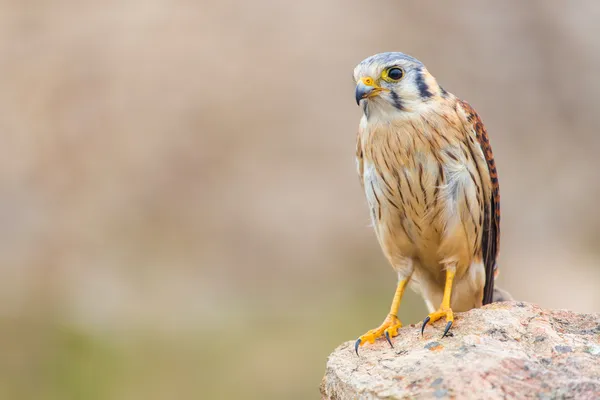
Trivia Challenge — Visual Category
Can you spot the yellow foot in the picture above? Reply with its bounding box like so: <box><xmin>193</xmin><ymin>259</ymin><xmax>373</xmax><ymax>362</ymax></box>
<box><xmin>421</xmin><ymin>308</ymin><xmax>454</xmax><ymax>338</ymax></box>
<box><xmin>354</xmin><ymin>314</ymin><xmax>402</xmax><ymax>355</ymax></box>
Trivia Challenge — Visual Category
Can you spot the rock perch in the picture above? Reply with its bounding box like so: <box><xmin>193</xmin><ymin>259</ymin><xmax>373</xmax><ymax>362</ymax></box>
<box><xmin>321</xmin><ymin>302</ymin><xmax>600</xmax><ymax>399</ymax></box>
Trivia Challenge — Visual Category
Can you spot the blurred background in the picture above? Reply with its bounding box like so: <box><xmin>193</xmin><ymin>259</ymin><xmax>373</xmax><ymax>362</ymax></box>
<box><xmin>1</xmin><ymin>0</ymin><xmax>599</xmax><ymax>399</ymax></box>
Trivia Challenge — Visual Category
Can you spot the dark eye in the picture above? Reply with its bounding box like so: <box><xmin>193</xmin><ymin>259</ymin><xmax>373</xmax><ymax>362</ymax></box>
<box><xmin>387</xmin><ymin>67</ymin><xmax>403</xmax><ymax>80</ymax></box>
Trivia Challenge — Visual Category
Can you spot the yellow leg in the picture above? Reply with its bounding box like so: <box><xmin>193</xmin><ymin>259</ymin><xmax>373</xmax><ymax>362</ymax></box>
<box><xmin>355</xmin><ymin>278</ymin><xmax>409</xmax><ymax>355</ymax></box>
<box><xmin>421</xmin><ymin>267</ymin><xmax>456</xmax><ymax>338</ymax></box>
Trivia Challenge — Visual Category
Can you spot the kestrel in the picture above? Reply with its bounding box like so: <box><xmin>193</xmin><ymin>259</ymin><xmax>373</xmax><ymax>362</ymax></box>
<box><xmin>353</xmin><ymin>52</ymin><xmax>507</xmax><ymax>354</ymax></box>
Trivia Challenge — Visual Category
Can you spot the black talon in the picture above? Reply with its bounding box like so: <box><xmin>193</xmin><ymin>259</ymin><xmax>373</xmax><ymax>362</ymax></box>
<box><xmin>354</xmin><ymin>338</ymin><xmax>362</xmax><ymax>356</ymax></box>
<box><xmin>421</xmin><ymin>316</ymin><xmax>431</xmax><ymax>337</ymax></box>
<box><xmin>442</xmin><ymin>320</ymin><xmax>453</xmax><ymax>338</ymax></box>
<box><xmin>385</xmin><ymin>331</ymin><xmax>394</xmax><ymax>348</ymax></box>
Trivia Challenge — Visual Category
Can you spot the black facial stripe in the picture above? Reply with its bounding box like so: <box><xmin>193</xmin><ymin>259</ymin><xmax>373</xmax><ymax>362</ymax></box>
<box><xmin>389</xmin><ymin>90</ymin><xmax>405</xmax><ymax>111</ymax></box>
<box><xmin>416</xmin><ymin>70</ymin><xmax>433</xmax><ymax>99</ymax></box>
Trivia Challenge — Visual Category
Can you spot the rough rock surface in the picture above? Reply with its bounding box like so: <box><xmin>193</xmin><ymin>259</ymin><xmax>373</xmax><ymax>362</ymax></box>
<box><xmin>321</xmin><ymin>302</ymin><xmax>600</xmax><ymax>399</ymax></box>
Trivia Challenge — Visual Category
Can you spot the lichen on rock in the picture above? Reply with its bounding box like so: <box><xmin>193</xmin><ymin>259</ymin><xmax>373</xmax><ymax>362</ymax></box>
<box><xmin>321</xmin><ymin>302</ymin><xmax>600</xmax><ymax>399</ymax></box>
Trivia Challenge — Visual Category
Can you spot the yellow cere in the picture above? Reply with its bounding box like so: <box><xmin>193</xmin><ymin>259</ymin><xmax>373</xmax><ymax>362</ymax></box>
<box><xmin>360</xmin><ymin>76</ymin><xmax>376</xmax><ymax>87</ymax></box>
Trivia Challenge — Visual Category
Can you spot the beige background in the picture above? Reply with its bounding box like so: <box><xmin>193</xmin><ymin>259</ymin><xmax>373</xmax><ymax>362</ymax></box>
<box><xmin>1</xmin><ymin>1</ymin><xmax>599</xmax><ymax>399</ymax></box>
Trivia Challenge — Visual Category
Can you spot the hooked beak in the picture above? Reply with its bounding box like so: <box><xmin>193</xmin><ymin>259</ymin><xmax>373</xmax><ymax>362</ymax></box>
<box><xmin>355</xmin><ymin>77</ymin><xmax>385</xmax><ymax>105</ymax></box>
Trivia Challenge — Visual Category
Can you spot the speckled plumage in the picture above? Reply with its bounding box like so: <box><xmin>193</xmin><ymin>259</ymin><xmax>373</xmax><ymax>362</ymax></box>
<box><xmin>352</xmin><ymin>52</ymin><xmax>503</xmax><ymax>351</ymax></box>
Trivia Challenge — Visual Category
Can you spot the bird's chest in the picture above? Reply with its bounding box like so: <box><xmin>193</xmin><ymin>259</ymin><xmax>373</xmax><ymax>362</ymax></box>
<box><xmin>362</xmin><ymin>147</ymin><xmax>441</xmax><ymax>232</ymax></box>
<box><xmin>359</xmin><ymin>118</ymin><xmax>465</xmax><ymax>258</ymax></box>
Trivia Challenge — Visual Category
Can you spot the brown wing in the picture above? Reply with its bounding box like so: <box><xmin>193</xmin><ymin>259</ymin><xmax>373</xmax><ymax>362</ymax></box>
<box><xmin>458</xmin><ymin>100</ymin><xmax>500</xmax><ymax>305</ymax></box>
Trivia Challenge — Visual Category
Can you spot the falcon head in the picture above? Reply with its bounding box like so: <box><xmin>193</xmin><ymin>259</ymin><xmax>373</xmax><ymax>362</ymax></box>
<box><xmin>353</xmin><ymin>52</ymin><xmax>444</xmax><ymax>118</ymax></box>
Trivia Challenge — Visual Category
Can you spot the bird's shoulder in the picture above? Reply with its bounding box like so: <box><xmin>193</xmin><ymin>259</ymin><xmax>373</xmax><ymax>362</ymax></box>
<box><xmin>455</xmin><ymin>100</ymin><xmax>493</xmax><ymax>162</ymax></box>
<box><xmin>455</xmin><ymin>97</ymin><xmax>501</xmax><ymax>304</ymax></box>
<box><xmin>454</xmin><ymin>98</ymin><xmax>499</xmax><ymax>196</ymax></box>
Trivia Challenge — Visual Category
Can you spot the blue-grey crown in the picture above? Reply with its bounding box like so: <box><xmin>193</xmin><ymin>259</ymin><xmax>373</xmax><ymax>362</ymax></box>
<box><xmin>358</xmin><ymin>52</ymin><xmax>424</xmax><ymax>68</ymax></box>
